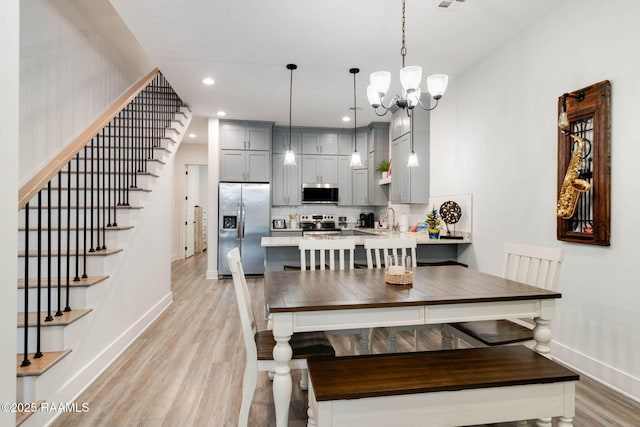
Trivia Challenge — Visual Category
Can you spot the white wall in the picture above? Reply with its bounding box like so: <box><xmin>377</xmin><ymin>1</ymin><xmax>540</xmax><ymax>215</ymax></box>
<box><xmin>430</xmin><ymin>0</ymin><xmax>640</xmax><ymax>400</ymax></box>
<box><xmin>207</xmin><ymin>119</ymin><xmax>221</xmax><ymax>279</ymax></box>
<box><xmin>19</xmin><ymin>0</ymin><xmax>152</xmax><ymax>184</ymax></box>
<box><xmin>0</xmin><ymin>1</ymin><xmax>19</xmax><ymax>423</ymax></box>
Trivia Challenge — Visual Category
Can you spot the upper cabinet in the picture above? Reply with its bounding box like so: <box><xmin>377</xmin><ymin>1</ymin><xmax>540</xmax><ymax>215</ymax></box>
<box><xmin>219</xmin><ymin>120</ymin><xmax>273</xmax><ymax>182</ymax></box>
<box><xmin>367</xmin><ymin>122</ymin><xmax>390</xmax><ymax>206</ymax></box>
<box><xmin>302</xmin><ymin>155</ymin><xmax>338</xmax><ymax>184</ymax></box>
<box><xmin>272</xmin><ymin>153</ymin><xmax>301</xmax><ymax>206</ymax></box>
<box><xmin>391</xmin><ymin>111</ymin><xmax>411</xmax><ymax>140</ymax></box>
<box><xmin>220</xmin><ymin>120</ymin><xmax>271</xmax><ymax>151</ymax></box>
<box><xmin>302</xmin><ymin>132</ymin><xmax>338</xmax><ymax>155</ymax></box>
<box><xmin>389</xmin><ymin>108</ymin><xmax>429</xmax><ymax>204</ymax></box>
<box><xmin>272</xmin><ymin>128</ymin><xmax>302</xmax><ymax>154</ymax></box>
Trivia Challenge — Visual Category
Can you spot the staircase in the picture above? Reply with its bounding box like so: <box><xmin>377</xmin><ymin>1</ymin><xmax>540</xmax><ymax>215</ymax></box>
<box><xmin>15</xmin><ymin>69</ymin><xmax>191</xmax><ymax>426</ymax></box>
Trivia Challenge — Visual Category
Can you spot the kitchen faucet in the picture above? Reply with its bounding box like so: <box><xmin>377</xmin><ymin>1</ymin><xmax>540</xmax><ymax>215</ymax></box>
<box><xmin>386</xmin><ymin>207</ymin><xmax>398</xmax><ymax>231</ymax></box>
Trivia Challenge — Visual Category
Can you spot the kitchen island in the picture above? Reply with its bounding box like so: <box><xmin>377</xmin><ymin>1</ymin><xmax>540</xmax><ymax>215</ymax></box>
<box><xmin>261</xmin><ymin>229</ymin><xmax>471</xmax><ymax>271</ymax></box>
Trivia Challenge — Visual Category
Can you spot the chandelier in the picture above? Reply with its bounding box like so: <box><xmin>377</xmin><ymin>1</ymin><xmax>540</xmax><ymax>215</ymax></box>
<box><xmin>366</xmin><ymin>0</ymin><xmax>448</xmax><ymax>116</ymax></box>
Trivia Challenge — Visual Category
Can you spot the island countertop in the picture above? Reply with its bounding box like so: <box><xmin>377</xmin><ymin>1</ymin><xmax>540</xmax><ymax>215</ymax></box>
<box><xmin>261</xmin><ymin>230</ymin><xmax>471</xmax><ymax>247</ymax></box>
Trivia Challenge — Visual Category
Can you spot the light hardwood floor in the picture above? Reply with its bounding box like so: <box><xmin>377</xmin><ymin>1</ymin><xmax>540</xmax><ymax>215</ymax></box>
<box><xmin>53</xmin><ymin>253</ymin><xmax>640</xmax><ymax>427</ymax></box>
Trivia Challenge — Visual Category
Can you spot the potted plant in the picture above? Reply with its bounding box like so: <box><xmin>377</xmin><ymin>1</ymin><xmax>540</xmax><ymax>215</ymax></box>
<box><xmin>425</xmin><ymin>206</ymin><xmax>441</xmax><ymax>239</ymax></box>
<box><xmin>375</xmin><ymin>159</ymin><xmax>391</xmax><ymax>179</ymax></box>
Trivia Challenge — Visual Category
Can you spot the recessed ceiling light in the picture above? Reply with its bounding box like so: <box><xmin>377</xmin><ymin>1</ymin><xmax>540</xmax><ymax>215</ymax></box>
<box><xmin>202</xmin><ymin>77</ymin><xmax>215</xmax><ymax>86</ymax></box>
<box><xmin>342</xmin><ymin>116</ymin><xmax>351</xmax><ymax>122</ymax></box>
<box><xmin>217</xmin><ymin>111</ymin><xmax>226</xmax><ymax>117</ymax></box>
<box><xmin>189</xmin><ymin>133</ymin><xmax>196</xmax><ymax>138</ymax></box>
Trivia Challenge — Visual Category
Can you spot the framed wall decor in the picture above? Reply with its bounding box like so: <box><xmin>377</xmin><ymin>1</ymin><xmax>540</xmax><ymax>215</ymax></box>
<box><xmin>556</xmin><ymin>80</ymin><xmax>611</xmax><ymax>246</ymax></box>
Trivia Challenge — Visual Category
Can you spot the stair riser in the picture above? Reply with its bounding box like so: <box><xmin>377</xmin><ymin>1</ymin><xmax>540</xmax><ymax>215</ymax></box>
<box><xmin>16</xmin><ymin>289</ymin><xmax>86</xmax><ymax>314</ymax></box>
<box><xmin>19</xmin><ymin>229</ymin><xmax>123</xmax><ymax>254</ymax></box>
<box><xmin>56</xmin><ymin>172</ymin><xmax>156</xmax><ymax>189</ymax></box>
<box><xmin>61</xmin><ymin>158</ymin><xmax>163</xmax><ymax>175</ymax></box>
<box><xmin>19</xmin><ymin>208</ymin><xmax>138</xmax><ymax>228</ymax></box>
<box><xmin>21</xmin><ymin>188</ymin><xmax>148</xmax><ymax>209</ymax></box>
<box><xmin>92</xmin><ymin>131</ymin><xmax>176</xmax><ymax>146</ymax></box>
<box><xmin>17</xmin><ymin>351</ymin><xmax>73</xmax><ymax>404</ymax></box>
<box><xmin>17</xmin><ymin>325</ymin><xmax>67</xmax><ymax>353</ymax></box>
<box><xmin>17</xmin><ymin>252</ymin><xmax>117</xmax><ymax>279</ymax></box>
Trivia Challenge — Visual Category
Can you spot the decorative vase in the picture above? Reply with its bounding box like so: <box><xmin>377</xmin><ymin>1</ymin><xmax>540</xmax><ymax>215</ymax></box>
<box><xmin>382</xmin><ymin>171</ymin><xmax>388</xmax><ymax>179</ymax></box>
<box><xmin>428</xmin><ymin>229</ymin><xmax>440</xmax><ymax>239</ymax></box>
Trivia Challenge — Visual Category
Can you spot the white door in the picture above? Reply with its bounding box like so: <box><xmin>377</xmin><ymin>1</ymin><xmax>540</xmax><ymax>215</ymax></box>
<box><xmin>185</xmin><ymin>165</ymin><xmax>199</xmax><ymax>258</ymax></box>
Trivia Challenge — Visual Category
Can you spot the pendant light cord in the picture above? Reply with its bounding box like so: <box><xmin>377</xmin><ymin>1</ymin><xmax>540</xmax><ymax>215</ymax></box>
<box><xmin>289</xmin><ymin>67</ymin><xmax>293</xmax><ymax>151</ymax></box>
<box><xmin>401</xmin><ymin>0</ymin><xmax>406</xmax><ymax>68</ymax></box>
<box><xmin>353</xmin><ymin>70</ymin><xmax>357</xmax><ymax>147</ymax></box>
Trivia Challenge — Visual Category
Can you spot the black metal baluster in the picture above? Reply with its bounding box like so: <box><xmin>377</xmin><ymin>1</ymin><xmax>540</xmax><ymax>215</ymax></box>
<box><xmin>74</xmin><ymin>153</ymin><xmax>80</xmax><ymax>282</ymax></box>
<box><xmin>82</xmin><ymin>146</ymin><xmax>88</xmax><ymax>279</ymax></box>
<box><xmin>65</xmin><ymin>161</ymin><xmax>71</xmax><ymax>312</ymax></box>
<box><xmin>21</xmin><ymin>204</ymin><xmax>31</xmax><ymax>367</ymax></box>
<box><xmin>36</xmin><ymin>191</ymin><xmax>43</xmax><ymax>358</ymax></box>
<box><xmin>46</xmin><ymin>182</ymin><xmax>53</xmax><ymax>322</ymax></box>
<box><xmin>56</xmin><ymin>171</ymin><xmax>63</xmax><ymax>317</ymax></box>
<box><xmin>89</xmin><ymin>138</ymin><xmax>95</xmax><ymax>253</ymax></box>
<box><xmin>96</xmin><ymin>131</ymin><xmax>101</xmax><ymax>251</ymax></box>
<box><xmin>107</xmin><ymin>121</ymin><xmax>112</xmax><ymax>228</ymax></box>
<box><xmin>125</xmin><ymin>105</ymin><xmax>131</xmax><ymax>205</ymax></box>
<box><xmin>101</xmin><ymin>128</ymin><xmax>107</xmax><ymax>249</ymax></box>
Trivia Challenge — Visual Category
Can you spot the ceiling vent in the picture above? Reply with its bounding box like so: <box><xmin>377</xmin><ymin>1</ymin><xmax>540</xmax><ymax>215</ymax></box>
<box><xmin>438</xmin><ymin>1</ymin><xmax>452</xmax><ymax>7</ymax></box>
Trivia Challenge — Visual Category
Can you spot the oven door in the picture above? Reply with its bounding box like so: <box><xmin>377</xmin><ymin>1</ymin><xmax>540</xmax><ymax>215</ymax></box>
<box><xmin>302</xmin><ymin>184</ymin><xmax>338</xmax><ymax>204</ymax></box>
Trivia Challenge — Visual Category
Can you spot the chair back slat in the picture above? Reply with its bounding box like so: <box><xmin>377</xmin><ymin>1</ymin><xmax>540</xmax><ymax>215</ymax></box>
<box><xmin>227</xmin><ymin>247</ymin><xmax>258</xmax><ymax>362</ymax></box>
<box><xmin>364</xmin><ymin>237</ymin><xmax>417</xmax><ymax>269</ymax></box>
<box><xmin>298</xmin><ymin>238</ymin><xmax>356</xmax><ymax>270</ymax></box>
<box><xmin>502</xmin><ymin>242</ymin><xmax>564</xmax><ymax>290</ymax></box>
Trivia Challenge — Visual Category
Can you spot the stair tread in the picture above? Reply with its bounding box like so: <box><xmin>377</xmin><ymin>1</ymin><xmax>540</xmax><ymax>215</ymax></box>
<box><xmin>16</xmin><ymin>401</ymin><xmax>42</xmax><ymax>426</ymax></box>
<box><xmin>75</xmin><ymin>158</ymin><xmax>166</xmax><ymax>165</ymax></box>
<box><xmin>18</xmin><ymin>275</ymin><xmax>109</xmax><ymax>289</ymax></box>
<box><xmin>18</xmin><ymin>226</ymin><xmax>134</xmax><ymax>231</ymax></box>
<box><xmin>18</xmin><ymin>309</ymin><xmax>93</xmax><ymax>327</ymax></box>
<box><xmin>16</xmin><ymin>349</ymin><xmax>72</xmax><ymax>377</ymax></box>
<box><xmin>18</xmin><ymin>248</ymin><xmax>123</xmax><ymax>257</ymax></box>
<box><xmin>26</xmin><ymin>205</ymin><xmax>143</xmax><ymax>209</ymax></box>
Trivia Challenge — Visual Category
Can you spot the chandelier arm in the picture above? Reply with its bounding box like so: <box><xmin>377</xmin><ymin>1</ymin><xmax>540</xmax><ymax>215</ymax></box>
<box><xmin>417</xmin><ymin>97</ymin><xmax>440</xmax><ymax>112</ymax></box>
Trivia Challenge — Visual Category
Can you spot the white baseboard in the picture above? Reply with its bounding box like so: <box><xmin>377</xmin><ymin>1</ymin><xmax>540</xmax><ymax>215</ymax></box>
<box><xmin>43</xmin><ymin>293</ymin><xmax>173</xmax><ymax>426</ymax></box>
<box><xmin>552</xmin><ymin>339</ymin><xmax>640</xmax><ymax>403</ymax></box>
<box><xmin>206</xmin><ymin>269</ymin><xmax>219</xmax><ymax>280</ymax></box>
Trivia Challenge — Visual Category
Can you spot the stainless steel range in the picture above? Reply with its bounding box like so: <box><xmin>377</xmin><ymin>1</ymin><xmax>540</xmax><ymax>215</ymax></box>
<box><xmin>300</xmin><ymin>214</ymin><xmax>341</xmax><ymax>236</ymax></box>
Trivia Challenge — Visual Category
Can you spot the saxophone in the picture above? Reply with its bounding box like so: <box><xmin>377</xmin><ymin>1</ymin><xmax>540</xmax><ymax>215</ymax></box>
<box><xmin>557</xmin><ymin>134</ymin><xmax>591</xmax><ymax>219</ymax></box>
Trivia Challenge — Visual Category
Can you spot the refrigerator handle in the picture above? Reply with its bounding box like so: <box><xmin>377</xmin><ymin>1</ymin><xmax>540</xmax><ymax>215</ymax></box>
<box><xmin>236</xmin><ymin>201</ymin><xmax>242</xmax><ymax>239</ymax></box>
<box><xmin>241</xmin><ymin>202</ymin><xmax>246</xmax><ymax>239</ymax></box>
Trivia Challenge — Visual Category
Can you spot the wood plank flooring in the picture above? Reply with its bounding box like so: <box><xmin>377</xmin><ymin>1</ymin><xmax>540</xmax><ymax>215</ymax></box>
<box><xmin>52</xmin><ymin>253</ymin><xmax>640</xmax><ymax>427</ymax></box>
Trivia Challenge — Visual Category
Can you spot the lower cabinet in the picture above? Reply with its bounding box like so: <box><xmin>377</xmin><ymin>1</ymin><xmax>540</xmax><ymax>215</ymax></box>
<box><xmin>272</xmin><ymin>153</ymin><xmax>301</xmax><ymax>206</ymax></box>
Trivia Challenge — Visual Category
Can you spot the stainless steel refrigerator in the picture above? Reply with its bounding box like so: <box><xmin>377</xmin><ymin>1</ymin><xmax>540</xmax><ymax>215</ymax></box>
<box><xmin>218</xmin><ymin>183</ymin><xmax>270</xmax><ymax>277</ymax></box>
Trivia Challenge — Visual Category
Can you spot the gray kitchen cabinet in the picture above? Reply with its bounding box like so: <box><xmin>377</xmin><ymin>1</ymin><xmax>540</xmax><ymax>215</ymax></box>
<box><xmin>367</xmin><ymin>122</ymin><xmax>390</xmax><ymax>206</ymax></box>
<box><xmin>389</xmin><ymin>108</ymin><xmax>429</xmax><ymax>204</ymax></box>
<box><xmin>338</xmin><ymin>132</ymin><xmax>353</xmax><ymax>155</ymax></box>
<box><xmin>302</xmin><ymin>155</ymin><xmax>338</xmax><ymax>184</ymax></box>
<box><xmin>272</xmin><ymin>153</ymin><xmax>301</xmax><ymax>206</ymax></box>
<box><xmin>272</xmin><ymin>127</ymin><xmax>302</xmax><ymax>153</ymax></box>
<box><xmin>219</xmin><ymin>119</ymin><xmax>272</xmax><ymax>182</ymax></box>
<box><xmin>391</xmin><ymin>111</ymin><xmax>411</xmax><ymax>140</ymax></box>
<box><xmin>302</xmin><ymin>131</ymin><xmax>337</xmax><ymax>154</ymax></box>
<box><xmin>338</xmin><ymin>156</ymin><xmax>352</xmax><ymax>205</ymax></box>
<box><xmin>220</xmin><ymin>120</ymin><xmax>271</xmax><ymax>150</ymax></box>
<box><xmin>220</xmin><ymin>150</ymin><xmax>270</xmax><ymax>182</ymax></box>
<box><xmin>352</xmin><ymin>167</ymin><xmax>369</xmax><ymax>206</ymax></box>
<box><xmin>338</xmin><ymin>129</ymin><xmax>367</xmax><ymax>167</ymax></box>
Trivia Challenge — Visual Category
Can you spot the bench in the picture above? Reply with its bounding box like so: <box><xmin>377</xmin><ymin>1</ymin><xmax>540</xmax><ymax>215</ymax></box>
<box><xmin>306</xmin><ymin>346</ymin><xmax>579</xmax><ymax>427</ymax></box>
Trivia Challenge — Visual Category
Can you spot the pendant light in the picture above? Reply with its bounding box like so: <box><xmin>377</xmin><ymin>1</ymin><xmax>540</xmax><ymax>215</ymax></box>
<box><xmin>407</xmin><ymin>113</ymin><xmax>419</xmax><ymax>167</ymax></box>
<box><xmin>349</xmin><ymin>67</ymin><xmax>363</xmax><ymax>167</ymax></box>
<box><xmin>283</xmin><ymin>64</ymin><xmax>297</xmax><ymax>166</ymax></box>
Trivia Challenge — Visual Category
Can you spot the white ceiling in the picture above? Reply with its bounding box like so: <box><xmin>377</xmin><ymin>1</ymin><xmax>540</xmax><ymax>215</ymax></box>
<box><xmin>110</xmin><ymin>0</ymin><xmax>558</xmax><ymax>141</ymax></box>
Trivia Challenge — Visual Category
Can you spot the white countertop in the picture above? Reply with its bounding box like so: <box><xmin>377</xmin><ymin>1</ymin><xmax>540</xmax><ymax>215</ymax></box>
<box><xmin>261</xmin><ymin>229</ymin><xmax>472</xmax><ymax>247</ymax></box>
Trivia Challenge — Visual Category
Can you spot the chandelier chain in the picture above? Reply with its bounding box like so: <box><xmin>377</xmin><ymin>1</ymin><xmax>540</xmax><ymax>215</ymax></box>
<box><xmin>401</xmin><ymin>0</ymin><xmax>406</xmax><ymax>67</ymax></box>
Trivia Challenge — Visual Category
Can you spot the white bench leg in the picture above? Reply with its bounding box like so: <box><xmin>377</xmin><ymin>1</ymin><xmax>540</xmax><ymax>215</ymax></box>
<box><xmin>536</xmin><ymin>417</ymin><xmax>552</xmax><ymax>427</ymax></box>
<box><xmin>307</xmin><ymin>402</ymin><xmax>315</xmax><ymax>427</ymax></box>
<box><xmin>300</xmin><ymin>369</ymin><xmax>309</xmax><ymax>390</ymax></box>
<box><xmin>558</xmin><ymin>416</ymin><xmax>574</xmax><ymax>426</ymax></box>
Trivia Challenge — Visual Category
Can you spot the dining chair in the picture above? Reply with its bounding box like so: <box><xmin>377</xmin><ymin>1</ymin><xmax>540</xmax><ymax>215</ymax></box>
<box><xmin>298</xmin><ymin>238</ymin><xmax>371</xmax><ymax>354</ymax></box>
<box><xmin>442</xmin><ymin>241</ymin><xmax>564</xmax><ymax>350</ymax></box>
<box><xmin>226</xmin><ymin>247</ymin><xmax>335</xmax><ymax>427</ymax></box>
<box><xmin>363</xmin><ymin>237</ymin><xmax>432</xmax><ymax>352</ymax></box>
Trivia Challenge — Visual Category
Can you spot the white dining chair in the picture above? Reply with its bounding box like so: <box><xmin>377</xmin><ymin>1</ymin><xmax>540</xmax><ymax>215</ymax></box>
<box><xmin>363</xmin><ymin>237</ymin><xmax>432</xmax><ymax>352</ymax></box>
<box><xmin>442</xmin><ymin>241</ymin><xmax>564</xmax><ymax>350</ymax></box>
<box><xmin>226</xmin><ymin>247</ymin><xmax>335</xmax><ymax>427</ymax></box>
<box><xmin>298</xmin><ymin>238</ymin><xmax>371</xmax><ymax>354</ymax></box>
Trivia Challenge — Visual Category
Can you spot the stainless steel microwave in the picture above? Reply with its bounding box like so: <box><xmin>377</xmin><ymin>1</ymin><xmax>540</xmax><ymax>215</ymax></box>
<box><xmin>302</xmin><ymin>183</ymin><xmax>339</xmax><ymax>204</ymax></box>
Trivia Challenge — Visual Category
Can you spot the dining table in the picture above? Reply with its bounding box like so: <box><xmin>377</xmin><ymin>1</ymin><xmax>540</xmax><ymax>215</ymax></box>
<box><xmin>264</xmin><ymin>265</ymin><xmax>562</xmax><ymax>427</ymax></box>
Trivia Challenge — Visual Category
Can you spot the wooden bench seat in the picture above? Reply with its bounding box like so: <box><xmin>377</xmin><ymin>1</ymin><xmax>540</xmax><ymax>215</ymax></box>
<box><xmin>307</xmin><ymin>346</ymin><xmax>579</xmax><ymax>427</ymax></box>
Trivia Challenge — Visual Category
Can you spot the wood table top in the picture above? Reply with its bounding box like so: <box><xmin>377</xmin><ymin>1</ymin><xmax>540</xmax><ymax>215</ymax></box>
<box><xmin>264</xmin><ymin>266</ymin><xmax>561</xmax><ymax>313</ymax></box>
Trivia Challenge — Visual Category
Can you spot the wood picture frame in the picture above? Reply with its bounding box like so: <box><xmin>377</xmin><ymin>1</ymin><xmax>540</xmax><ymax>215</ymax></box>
<box><xmin>556</xmin><ymin>80</ymin><xmax>611</xmax><ymax>246</ymax></box>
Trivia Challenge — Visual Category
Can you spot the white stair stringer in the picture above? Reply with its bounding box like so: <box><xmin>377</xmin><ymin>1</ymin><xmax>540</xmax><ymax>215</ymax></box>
<box><xmin>17</xmin><ymin>107</ymin><xmax>191</xmax><ymax>427</ymax></box>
